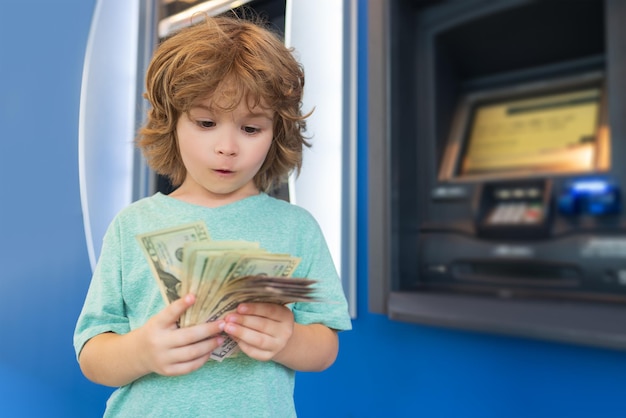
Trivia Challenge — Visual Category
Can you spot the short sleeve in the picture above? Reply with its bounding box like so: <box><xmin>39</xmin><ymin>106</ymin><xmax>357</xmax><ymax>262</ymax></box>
<box><xmin>291</xmin><ymin>216</ymin><xmax>352</xmax><ymax>332</ymax></box>
<box><xmin>73</xmin><ymin>219</ymin><xmax>131</xmax><ymax>359</ymax></box>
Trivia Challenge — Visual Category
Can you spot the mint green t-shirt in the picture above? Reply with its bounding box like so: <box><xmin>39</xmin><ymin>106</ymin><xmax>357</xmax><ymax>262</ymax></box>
<box><xmin>74</xmin><ymin>193</ymin><xmax>352</xmax><ymax>417</ymax></box>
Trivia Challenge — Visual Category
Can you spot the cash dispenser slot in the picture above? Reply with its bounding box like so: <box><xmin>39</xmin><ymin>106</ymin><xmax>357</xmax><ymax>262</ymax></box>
<box><xmin>445</xmin><ymin>260</ymin><xmax>587</xmax><ymax>301</ymax></box>
<box><xmin>421</xmin><ymin>256</ymin><xmax>626</xmax><ymax>305</ymax></box>
<box><xmin>450</xmin><ymin>260</ymin><xmax>580</xmax><ymax>286</ymax></box>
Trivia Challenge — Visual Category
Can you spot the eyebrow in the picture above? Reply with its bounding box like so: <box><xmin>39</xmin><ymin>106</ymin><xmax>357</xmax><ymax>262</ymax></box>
<box><xmin>191</xmin><ymin>103</ymin><xmax>273</xmax><ymax>119</ymax></box>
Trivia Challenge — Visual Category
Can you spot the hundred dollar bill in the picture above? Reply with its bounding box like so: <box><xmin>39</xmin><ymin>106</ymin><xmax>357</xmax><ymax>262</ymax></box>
<box><xmin>136</xmin><ymin>221</ymin><xmax>210</xmax><ymax>304</ymax></box>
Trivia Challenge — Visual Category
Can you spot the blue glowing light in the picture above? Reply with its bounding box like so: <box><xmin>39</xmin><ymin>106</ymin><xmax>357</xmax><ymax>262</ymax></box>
<box><xmin>571</xmin><ymin>180</ymin><xmax>610</xmax><ymax>194</ymax></box>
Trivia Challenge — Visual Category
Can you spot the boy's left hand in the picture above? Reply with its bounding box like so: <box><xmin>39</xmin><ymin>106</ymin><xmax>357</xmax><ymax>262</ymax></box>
<box><xmin>221</xmin><ymin>303</ymin><xmax>294</xmax><ymax>362</ymax></box>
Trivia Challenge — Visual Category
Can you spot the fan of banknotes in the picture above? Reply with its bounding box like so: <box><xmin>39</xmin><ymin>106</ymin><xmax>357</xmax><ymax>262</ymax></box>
<box><xmin>136</xmin><ymin>221</ymin><xmax>319</xmax><ymax>361</ymax></box>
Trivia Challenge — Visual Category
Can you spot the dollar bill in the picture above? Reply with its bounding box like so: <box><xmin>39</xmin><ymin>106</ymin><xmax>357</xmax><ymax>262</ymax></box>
<box><xmin>137</xmin><ymin>221</ymin><xmax>319</xmax><ymax>362</ymax></box>
<box><xmin>199</xmin><ymin>253</ymin><xmax>301</xmax><ymax>322</ymax></box>
<box><xmin>136</xmin><ymin>221</ymin><xmax>210</xmax><ymax>304</ymax></box>
<box><xmin>206</xmin><ymin>274</ymin><xmax>316</xmax><ymax>362</ymax></box>
<box><xmin>202</xmin><ymin>254</ymin><xmax>303</xmax><ymax>361</ymax></box>
<box><xmin>180</xmin><ymin>241</ymin><xmax>261</xmax><ymax>327</ymax></box>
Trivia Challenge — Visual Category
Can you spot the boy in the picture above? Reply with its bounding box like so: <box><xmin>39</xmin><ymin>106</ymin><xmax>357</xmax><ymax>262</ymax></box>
<box><xmin>74</xmin><ymin>15</ymin><xmax>352</xmax><ymax>417</ymax></box>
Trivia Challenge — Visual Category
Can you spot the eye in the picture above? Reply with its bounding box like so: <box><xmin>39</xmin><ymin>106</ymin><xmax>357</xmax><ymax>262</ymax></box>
<box><xmin>242</xmin><ymin>125</ymin><xmax>261</xmax><ymax>134</ymax></box>
<box><xmin>196</xmin><ymin>120</ymin><xmax>215</xmax><ymax>129</ymax></box>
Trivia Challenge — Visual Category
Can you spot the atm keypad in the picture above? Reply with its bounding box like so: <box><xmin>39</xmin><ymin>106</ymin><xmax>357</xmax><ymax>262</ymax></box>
<box><xmin>487</xmin><ymin>202</ymin><xmax>544</xmax><ymax>225</ymax></box>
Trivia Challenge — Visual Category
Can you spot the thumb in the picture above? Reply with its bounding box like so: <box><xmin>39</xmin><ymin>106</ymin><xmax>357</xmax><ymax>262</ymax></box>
<box><xmin>158</xmin><ymin>293</ymin><xmax>196</xmax><ymax>326</ymax></box>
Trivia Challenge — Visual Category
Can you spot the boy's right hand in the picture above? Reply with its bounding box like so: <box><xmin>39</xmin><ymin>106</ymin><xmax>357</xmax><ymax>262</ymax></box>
<box><xmin>137</xmin><ymin>293</ymin><xmax>225</xmax><ymax>377</ymax></box>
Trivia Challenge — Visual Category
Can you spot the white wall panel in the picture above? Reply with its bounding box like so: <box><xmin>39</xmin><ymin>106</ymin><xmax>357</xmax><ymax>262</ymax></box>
<box><xmin>286</xmin><ymin>0</ymin><xmax>358</xmax><ymax>317</ymax></box>
<box><xmin>79</xmin><ymin>0</ymin><xmax>141</xmax><ymax>269</ymax></box>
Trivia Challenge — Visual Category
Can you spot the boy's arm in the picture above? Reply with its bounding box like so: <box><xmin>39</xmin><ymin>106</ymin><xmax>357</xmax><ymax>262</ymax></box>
<box><xmin>222</xmin><ymin>303</ymin><xmax>339</xmax><ymax>371</ymax></box>
<box><xmin>79</xmin><ymin>294</ymin><xmax>225</xmax><ymax>387</ymax></box>
<box><xmin>274</xmin><ymin>322</ymin><xmax>339</xmax><ymax>371</ymax></box>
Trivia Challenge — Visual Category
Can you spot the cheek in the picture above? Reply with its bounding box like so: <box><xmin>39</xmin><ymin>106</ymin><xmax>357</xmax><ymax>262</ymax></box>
<box><xmin>255</xmin><ymin>140</ymin><xmax>274</xmax><ymax>166</ymax></box>
<box><xmin>178</xmin><ymin>144</ymin><xmax>206</xmax><ymax>174</ymax></box>
<box><xmin>178</xmin><ymin>133</ymin><xmax>205</xmax><ymax>160</ymax></box>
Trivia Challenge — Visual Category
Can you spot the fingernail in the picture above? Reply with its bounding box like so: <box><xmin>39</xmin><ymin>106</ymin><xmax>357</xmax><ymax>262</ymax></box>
<box><xmin>218</xmin><ymin>321</ymin><xmax>225</xmax><ymax>331</ymax></box>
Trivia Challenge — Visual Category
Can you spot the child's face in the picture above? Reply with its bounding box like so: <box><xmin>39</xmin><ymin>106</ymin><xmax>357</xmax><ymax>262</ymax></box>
<box><xmin>173</xmin><ymin>96</ymin><xmax>274</xmax><ymax>205</ymax></box>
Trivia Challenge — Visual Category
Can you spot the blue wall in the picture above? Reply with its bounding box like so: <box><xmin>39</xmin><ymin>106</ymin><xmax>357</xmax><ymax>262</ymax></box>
<box><xmin>1</xmin><ymin>1</ymin><xmax>625</xmax><ymax>417</ymax></box>
<box><xmin>0</xmin><ymin>1</ymin><xmax>112</xmax><ymax>416</ymax></box>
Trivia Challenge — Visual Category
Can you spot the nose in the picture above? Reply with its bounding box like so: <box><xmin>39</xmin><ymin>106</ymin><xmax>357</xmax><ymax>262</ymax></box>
<box><xmin>214</xmin><ymin>127</ymin><xmax>238</xmax><ymax>156</ymax></box>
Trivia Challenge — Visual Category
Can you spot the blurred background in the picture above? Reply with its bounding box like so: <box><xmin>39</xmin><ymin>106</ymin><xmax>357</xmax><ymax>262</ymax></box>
<box><xmin>1</xmin><ymin>1</ymin><xmax>625</xmax><ymax>417</ymax></box>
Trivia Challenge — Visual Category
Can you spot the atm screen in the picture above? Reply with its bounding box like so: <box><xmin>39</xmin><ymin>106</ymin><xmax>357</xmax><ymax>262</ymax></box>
<box><xmin>451</xmin><ymin>84</ymin><xmax>610</xmax><ymax>180</ymax></box>
<box><xmin>462</xmin><ymin>88</ymin><xmax>600</xmax><ymax>174</ymax></box>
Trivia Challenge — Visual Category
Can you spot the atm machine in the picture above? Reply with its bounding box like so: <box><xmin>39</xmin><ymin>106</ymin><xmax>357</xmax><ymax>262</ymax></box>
<box><xmin>368</xmin><ymin>0</ymin><xmax>626</xmax><ymax>349</ymax></box>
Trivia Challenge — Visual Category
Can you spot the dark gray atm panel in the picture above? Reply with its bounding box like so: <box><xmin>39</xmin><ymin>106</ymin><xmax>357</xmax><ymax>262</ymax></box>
<box><xmin>368</xmin><ymin>0</ymin><xmax>626</xmax><ymax>349</ymax></box>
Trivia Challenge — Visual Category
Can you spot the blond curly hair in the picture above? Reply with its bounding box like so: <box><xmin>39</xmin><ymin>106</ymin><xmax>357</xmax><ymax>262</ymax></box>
<box><xmin>136</xmin><ymin>15</ymin><xmax>311</xmax><ymax>192</ymax></box>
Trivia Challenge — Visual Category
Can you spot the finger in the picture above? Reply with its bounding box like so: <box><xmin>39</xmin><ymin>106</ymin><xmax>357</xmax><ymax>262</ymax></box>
<box><xmin>223</xmin><ymin>322</ymin><xmax>268</xmax><ymax>350</ymax></box>
<box><xmin>167</xmin><ymin>317</ymin><xmax>226</xmax><ymax>350</ymax></box>
<box><xmin>161</xmin><ymin>324</ymin><xmax>226</xmax><ymax>367</ymax></box>
<box><xmin>182</xmin><ymin>319</ymin><xmax>226</xmax><ymax>342</ymax></box>
<box><xmin>159</xmin><ymin>336</ymin><xmax>224</xmax><ymax>376</ymax></box>
<box><xmin>223</xmin><ymin>313</ymin><xmax>285</xmax><ymax>348</ymax></box>
<box><xmin>157</xmin><ymin>294</ymin><xmax>196</xmax><ymax>327</ymax></box>
<box><xmin>177</xmin><ymin>333</ymin><xmax>225</xmax><ymax>361</ymax></box>
<box><xmin>224</xmin><ymin>313</ymin><xmax>267</xmax><ymax>334</ymax></box>
<box><xmin>223</xmin><ymin>325</ymin><xmax>275</xmax><ymax>362</ymax></box>
<box><xmin>236</xmin><ymin>303</ymin><xmax>288</xmax><ymax>320</ymax></box>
